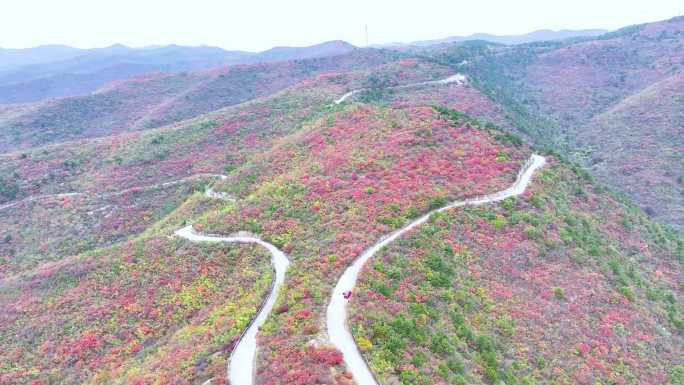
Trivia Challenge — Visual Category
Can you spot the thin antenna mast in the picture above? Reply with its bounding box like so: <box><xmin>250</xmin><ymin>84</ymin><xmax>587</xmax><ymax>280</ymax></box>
<box><xmin>365</xmin><ymin>24</ymin><xmax>369</xmax><ymax>47</ymax></box>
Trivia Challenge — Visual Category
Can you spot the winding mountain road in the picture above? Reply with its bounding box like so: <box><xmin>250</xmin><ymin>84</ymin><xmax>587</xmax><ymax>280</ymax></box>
<box><xmin>334</xmin><ymin>73</ymin><xmax>467</xmax><ymax>104</ymax></box>
<box><xmin>326</xmin><ymin>154</ymin><xmax>546</xmax><ymax>385</ymax></box>
<box><xmin>174</xmin><ymin>225</ymin><xmax>290</xmax><ymax>385</ymax></box>
<box><xmin>5</xmin><ymin>76</ymin><xmax>540</xmax><ymax>385</ymax></box>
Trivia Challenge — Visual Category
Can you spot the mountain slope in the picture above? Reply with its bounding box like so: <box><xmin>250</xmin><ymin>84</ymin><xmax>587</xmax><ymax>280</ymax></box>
<box><xmin>1</xmin><ymin>97</ymin><xmax>681</xmax><ymax>385</ymax></box>
<box><xmin>428</xmin><ymin>16</ymin><xmax>684</xmax><ymax>232</ymax></box>
<box><xmin>351</xmin><ymin>159</ymin><xmax>683</xmax><ymax>384</ymax></box>
<box><xmin>0</xmin><ymin>58</ymin><xmax>468</xmax><ymax>277</ymax></box>
<box><xmin>0</xmin><ymin>49</ymin><xmax>397</xmax><ymax>153</ymax></box>
<box><xmin>0</xmin><ymin>22</ymin><xmax>682</xmax><ymax>385</ymax></box>
<box><xmin>577</xmin><ymin>72</ymin><xmax>684</xmax><ymax>232</ymax></box>
<box><xmin>1</xmin><ymin>233</ymin><xmax>273</xmax><ymax>384</ymax></box>
<box><xmin>183</xmin><ymin>105</ymin><xmax>531</xmax><ymax>383</ymax></box>
<box><xmin>0</xmin><ymin>75</ymin><xmax>339</xmax><ymax>276</ymax></box>
<box><xmin>0</xmin><ymin>98</ymin><xmax>534</xmax><ymax>384</ymax></box>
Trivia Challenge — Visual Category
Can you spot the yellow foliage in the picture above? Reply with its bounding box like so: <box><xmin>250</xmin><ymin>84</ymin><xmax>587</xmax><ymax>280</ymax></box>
<box><xmin>357</xmin><ymin>336</ymin><xmax>373</xmax><ymax>351</ymax></box>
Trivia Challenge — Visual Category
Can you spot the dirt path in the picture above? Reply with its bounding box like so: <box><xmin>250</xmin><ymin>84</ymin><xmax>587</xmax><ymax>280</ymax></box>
<box><xmin>0</xmin><ymin>173</ymin><xmax>232</xmax><ymax>212</ymax></box>
<box><xmin>326</xmin><ymin>154</ymin><xmax>546</xmax><ymax>385</ymax></box>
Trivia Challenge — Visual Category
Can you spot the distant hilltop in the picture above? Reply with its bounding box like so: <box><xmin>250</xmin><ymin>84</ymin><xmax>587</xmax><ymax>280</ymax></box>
<box><xmin>372</xmin><ymin>28</ymin><xmax>609</xmax><ymax>48</ymax></box>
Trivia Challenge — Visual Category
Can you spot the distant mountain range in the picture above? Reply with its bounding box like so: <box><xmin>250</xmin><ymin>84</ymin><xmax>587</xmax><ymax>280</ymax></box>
<box><xmin>373</xmin><ymin>28</ymin><xmax>609</xmax><ymax>48</ymax></box>
<box><xmin>0</xmin><ymin>28</ymin><xmax>612</xmax><ymax>105</ymax></box>
<box><xmin>0</xmin><ymin>41</ymin><xmax>356</xmax><ymax>104</ymax></box>
<box><xmin>0</xmin><ymin>45</ymin><xmax>84</xmax><ymax>71</ymax></box>
<box><xmin>251</xmin><ymin>40</ymin><xmax>356</xmax><ymax>62</ymax></box>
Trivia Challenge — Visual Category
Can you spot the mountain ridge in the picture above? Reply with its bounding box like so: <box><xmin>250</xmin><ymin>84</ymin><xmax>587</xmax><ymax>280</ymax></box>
<box><xmin>371</xmin><ymin>28</ymin><xmax>609</xmax><ymax>48</ymax></box>
<box><xmin>0</xmin><ymin>40</ymin><xmax>358</xmax><ymax>104</ymax></box>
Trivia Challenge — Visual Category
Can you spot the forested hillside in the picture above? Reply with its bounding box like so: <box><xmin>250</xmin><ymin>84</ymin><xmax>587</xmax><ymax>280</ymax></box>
<box><xmin>0</xmin><ymin>15</ymin><xmax>682</xmax><ymax>385</ymax></box>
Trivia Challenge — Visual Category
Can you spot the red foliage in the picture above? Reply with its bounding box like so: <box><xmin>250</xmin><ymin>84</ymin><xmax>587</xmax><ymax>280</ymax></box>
<box><xmin>70</xmin><ymin>331</ymin><xmax>101</xmax><ymax>359</ymax></box>
<box><xmin>309</xmin><ymin>346</ymin><xmax>344</xmax><ymax>367</ymax></box>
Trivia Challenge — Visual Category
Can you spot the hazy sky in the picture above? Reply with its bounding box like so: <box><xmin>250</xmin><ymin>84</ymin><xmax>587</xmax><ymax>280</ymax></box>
<box><xmin>1</xmin><ymin>0</ymin><xmax>682</xmax><ymax>51</ymax></box>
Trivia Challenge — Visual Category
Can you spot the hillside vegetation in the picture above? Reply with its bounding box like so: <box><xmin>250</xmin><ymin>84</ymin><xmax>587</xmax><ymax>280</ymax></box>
<box><xmin>350</xmin><ymin>160</ymin><xmax>683</xmax><ymax>384</ymax></box>
<box><xmin>0</xmin><ymin>99</ymin><xmax>533</xmax><ymax>384</ymax></box>
<box><xmin>192</xmin><ymin>104</ymin><xmax>529</xmax><ymax>383</ymax></box>
<box><xmin>0</xmin><ymin>49</ymin><xmax>398</xmax><ymax>152</ymax></box>
<box><xmin>0</xmin><ymin>16</ymin><xmax>682</xmax><ymax>385</ymax></box>
<box><xmin>428</xmin><ymin>16</ymin><xmax>684</xmax><ymax>232</ymax></box>
<box><xmin>1</xmin><ymin>233</ymin><xmax>273</xmax><ymax>384</ymax></box>
<box><xmin>0</xmin><ymin>177</ymin><xmax>213</xmax><ymax>276</ymax></box>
